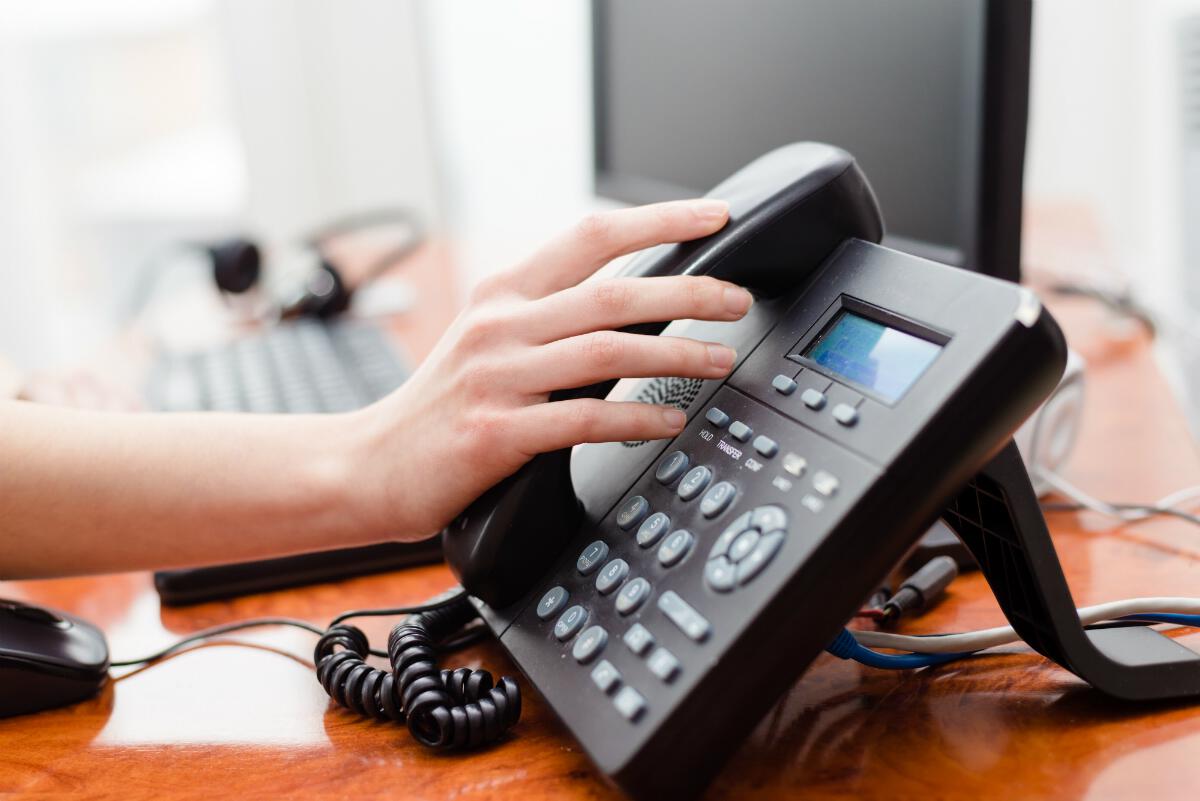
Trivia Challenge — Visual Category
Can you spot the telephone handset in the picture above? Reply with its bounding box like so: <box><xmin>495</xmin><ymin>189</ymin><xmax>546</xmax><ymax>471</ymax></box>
<box><xmin>440</xmin><ymin>144</ymin><xmax>1200</xmax><ymax>800</ymax></box>
<box><xmin>443</xmin><ymin>143</ymin><xmax>884</xmax><ymax>608</ymax></box>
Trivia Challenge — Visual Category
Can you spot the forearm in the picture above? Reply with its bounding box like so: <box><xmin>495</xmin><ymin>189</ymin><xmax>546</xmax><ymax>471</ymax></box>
<box><xmin>0</xmin><ymin>400</ymin><xmax>390</xmax><ymax>579</ymax></box>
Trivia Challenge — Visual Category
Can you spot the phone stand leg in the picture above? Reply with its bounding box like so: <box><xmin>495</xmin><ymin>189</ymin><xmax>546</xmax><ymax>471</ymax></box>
<box><xmin>942</xmin><ymin>440</ymin><xmax>1200</xmax><ymax>700</ymax></box>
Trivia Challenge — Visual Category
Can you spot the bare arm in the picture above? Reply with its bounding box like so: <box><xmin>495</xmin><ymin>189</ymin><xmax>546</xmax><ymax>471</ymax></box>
<box><xmin>0</xmin><ymin>200</ymin><xmax>751</xmax><ymax>579</ymax></box>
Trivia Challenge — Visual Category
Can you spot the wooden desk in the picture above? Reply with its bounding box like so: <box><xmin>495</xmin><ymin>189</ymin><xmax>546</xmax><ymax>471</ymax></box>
<box><xmin>4</xmin><ymin>234</ymin><xmax>1200</xmax><ymax>800</ymax></box>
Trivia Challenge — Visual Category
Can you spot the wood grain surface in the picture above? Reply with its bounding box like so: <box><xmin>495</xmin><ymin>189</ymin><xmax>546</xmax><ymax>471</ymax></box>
<box><xmin>4</xmin><ymin>219</ymin><xmax>1200</xmax><ymax>800</ymax></box>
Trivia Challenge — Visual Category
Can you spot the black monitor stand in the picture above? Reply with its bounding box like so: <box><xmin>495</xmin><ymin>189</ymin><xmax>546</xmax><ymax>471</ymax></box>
<box><xmin>945</xmin><ymin>440</ymin><xmax>1200</xmax><ymax>700</ymax></box>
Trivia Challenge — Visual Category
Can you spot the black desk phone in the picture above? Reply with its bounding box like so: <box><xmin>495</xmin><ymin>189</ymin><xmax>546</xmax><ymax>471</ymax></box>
<box><xmin>439</xmin><ymin>142</ymin><xmax>1200</xmax><ymax>798</ymax></box>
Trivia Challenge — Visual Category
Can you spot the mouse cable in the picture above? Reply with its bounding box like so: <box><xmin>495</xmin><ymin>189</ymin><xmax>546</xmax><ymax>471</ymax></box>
<box><xmin>111</xmin><ymin>587</ymin><xmax>521</xmax><ymax>750</ymax></box>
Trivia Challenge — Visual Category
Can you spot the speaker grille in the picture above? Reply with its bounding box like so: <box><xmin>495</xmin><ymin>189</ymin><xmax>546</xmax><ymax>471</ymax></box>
<box><xmin>622</xmin><ymin>376</ymin><xmax>704</xmax><ymax>448</ymax></box>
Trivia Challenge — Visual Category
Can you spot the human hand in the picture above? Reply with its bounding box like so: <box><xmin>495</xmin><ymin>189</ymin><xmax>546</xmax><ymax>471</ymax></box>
<box><xmin>351</xmin><ymin>199</ymin><xmax>752</xmax><ymax>540</ymax></box>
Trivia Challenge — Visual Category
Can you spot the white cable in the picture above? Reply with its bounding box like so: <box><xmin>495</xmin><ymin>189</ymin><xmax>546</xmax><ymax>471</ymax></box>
<box><xmin>1040</xmin><ymin>468</ymin><xmax>1200</xmax><ymax>524</ymax></box>
<box><xmin>852</xmin><ymin>597</ymin><xmax>1200</xmax><ymax>654</ymax></box>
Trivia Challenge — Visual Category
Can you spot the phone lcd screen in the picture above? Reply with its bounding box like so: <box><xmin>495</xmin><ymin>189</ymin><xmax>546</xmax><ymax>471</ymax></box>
<box><xmin>802</xmin><ymin>311</ymin><xmax>941</xmax><ymax>402</ymax></box>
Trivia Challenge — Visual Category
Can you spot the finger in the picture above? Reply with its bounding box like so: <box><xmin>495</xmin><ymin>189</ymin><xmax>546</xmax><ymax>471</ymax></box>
<box><xmin>514</xmin><ymin>332</ymin><xmax>735</xmax><ymax>393</ymax></box>
<box><xmin>519</xmin><ymin>275</ymin><xmax>753</xmax><ymax>343</ymax></box>
<box><xmin>513</xmin><ymin>399</ymin><xmax>687</xmax><ymax>453</ymax></box>
<box><xmin>510</xmin><ymin>199</ymin><xmax>730</xmax><ymax>298</ymax></box>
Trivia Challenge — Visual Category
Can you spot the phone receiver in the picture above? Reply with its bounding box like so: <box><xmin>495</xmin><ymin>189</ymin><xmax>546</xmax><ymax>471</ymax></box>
<box><xmin>443</xmin><ymin>142</ymin><xmax>884</xmax><ymax>609</ymax></box>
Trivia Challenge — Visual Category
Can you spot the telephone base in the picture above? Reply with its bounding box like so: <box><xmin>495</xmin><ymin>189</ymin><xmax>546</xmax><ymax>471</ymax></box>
<box><xmin>945</xmin><ymin>440</ymin><xmax>1200</xmax><ymax>700</ymax></box>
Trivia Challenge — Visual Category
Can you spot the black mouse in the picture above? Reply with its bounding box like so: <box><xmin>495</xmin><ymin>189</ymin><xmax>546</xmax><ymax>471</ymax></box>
<box><xmin>0</xmin><ymin>598</ymin><xmax>110</xmax><ymax>717</ymax></box>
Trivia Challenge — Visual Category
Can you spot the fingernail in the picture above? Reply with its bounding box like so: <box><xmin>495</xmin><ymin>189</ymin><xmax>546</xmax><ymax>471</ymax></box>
<box><xmin>707</xmin><ymin>344</ymin><xmax>736</xmax><ymax>370</ymax></box>
<box><xmin>662</xmin><ymin>408</ymin><xmax>687</xmax><ymax>431</ymax></box>
<box><xmin>691</xmin><ymin>198</ymin><xmax>729</xmax><ymax>221</ymax></box>
<box><xmin>723</xmin><ymin>287</ymin><xmax>753</xmax><ymax>315</ymax></box>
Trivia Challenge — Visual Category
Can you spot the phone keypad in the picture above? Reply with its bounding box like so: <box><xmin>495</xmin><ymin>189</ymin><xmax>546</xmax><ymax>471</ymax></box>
<box><xmin>527</xmin><ymin>397</ymin><xmax>856</xmax><ymax>731</ymax></box>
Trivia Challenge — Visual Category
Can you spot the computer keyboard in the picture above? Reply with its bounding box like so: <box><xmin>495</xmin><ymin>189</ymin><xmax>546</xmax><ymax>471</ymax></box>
<box><xmin>148</xmin><ymin>318</ymin><xmax>409</xmax><ymax>414</ymax></box>
<box><xmin>145</xmin><ymin>317</ymin><xmax>438</xmax><ymax>605</ymax></box>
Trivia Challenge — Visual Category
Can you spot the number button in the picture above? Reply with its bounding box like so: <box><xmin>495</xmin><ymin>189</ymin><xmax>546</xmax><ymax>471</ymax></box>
<box><xmin>655</xmin><ymin>450</ymin><xmax>690</xmax><ymax>484</ymax></box>
<box><xmin>677</xmin><ymin>466</ymin><xmax>712</xmax><ymax>501</ymax></box>
<box><xmin>536</xmin><ymin>586</ymin><xmax>568</xmax><ymax>620</ymax></box>
<box><xmin>616</xmin><ymin>577</ymin><xmax>652</xmax><ymax>615</ymax></box>
<box><xmin>616</xmin><ymin>495</ymin><xmax>650</xmax><ymax>530</ymax></box>
<box><xmin>657</xmin><ymin>530</ymin><xmax>694</xmax><ymax>567</ymax></box>
<box><xmin>699</xmin><ymin>481</ymin><xmax>736</xmax><ymax>518</ymax></box>
<box><xmin>636</xmin><ymin>512</ymin><xmax>671</xmax><ymax>547</ymax></box>
<box><xmin>554</xmin><ymin>605</ymin><xmax>588</xmax><ymax>641</ymax></box>
<box><xmin>572</xmin><ymin>625</ymin><xmax>609</xmax><ymax>664</ymax></box>
<box><xmin>577</xmin><ymin>540</ymin><xmax>610</xmax><ymax>575</ymax></box>
<box><xmin>595</xmin><ymin>558</ymin><xmax>629</xmax><ymax>595</ymax></box>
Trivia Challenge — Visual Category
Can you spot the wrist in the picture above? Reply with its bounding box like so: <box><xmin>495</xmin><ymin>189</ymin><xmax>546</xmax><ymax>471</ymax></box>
<box><xmin>337</xmin><ymin>398</ymin><xmax>425</xmax><ymax>543</ymax></box>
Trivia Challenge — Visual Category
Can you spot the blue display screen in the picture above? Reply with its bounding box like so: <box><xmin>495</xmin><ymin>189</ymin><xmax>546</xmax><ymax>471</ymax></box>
<box><xmin>803</xmin><ymin>311</ymin><xmax>941</xmax><ymax>402</ymax></box>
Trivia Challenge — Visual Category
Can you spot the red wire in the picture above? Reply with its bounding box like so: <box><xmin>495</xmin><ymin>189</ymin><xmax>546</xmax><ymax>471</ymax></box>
<box><xmin>854</xmin><ymin>608</ymin><xmax>886</xmax><ymax>620</ymax></box>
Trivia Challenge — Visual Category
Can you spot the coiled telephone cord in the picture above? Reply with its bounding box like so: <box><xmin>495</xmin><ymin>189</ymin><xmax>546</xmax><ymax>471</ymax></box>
<box><xmin>314</xmin><ymin>594</ymin><xmax>521</xmax><ymax>748</ymax></box>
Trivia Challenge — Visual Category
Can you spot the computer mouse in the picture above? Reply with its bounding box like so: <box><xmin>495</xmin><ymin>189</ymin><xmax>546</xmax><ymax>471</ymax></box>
<box><xmin>0</xmin><ymin>598</ymin><xmax>110</xmax><ymax>718</ymax></box>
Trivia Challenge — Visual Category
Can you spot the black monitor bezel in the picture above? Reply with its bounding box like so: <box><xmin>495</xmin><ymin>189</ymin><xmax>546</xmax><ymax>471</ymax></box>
<box><xmin>590</xmin><ymin>0</ymin><xmax>1032</xmax><ymax>283</ymax></box>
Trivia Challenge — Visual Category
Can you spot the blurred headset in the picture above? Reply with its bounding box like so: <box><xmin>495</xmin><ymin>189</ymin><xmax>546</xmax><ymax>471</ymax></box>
<box><xmin>201</xmin><ymin>208</ymin><xmax>422</xmax><ymax>320</ymax></box>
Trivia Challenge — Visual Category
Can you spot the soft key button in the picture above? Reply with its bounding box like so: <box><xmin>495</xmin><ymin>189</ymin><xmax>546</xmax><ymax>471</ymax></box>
<box><xmin>800</xmin><ymin>388</ymin><xmax>827</xmax><ymax>410</ymax></box>
<box><xmin>832</xmin><ymin>403</ymin><xmax>859</xmax><ymax>427</ymax></box>
<box><xmin>728</xmin><ymin>421</ymin><xmax>753</xmax><ymax>442</ymax></box>
<box><xmin>752</xmin><ymin>435</ymin><xmax>778</xmax><ymax>458</ymax></box>
<box><xmin>705</xmin><ymin>407</ymin><xmax>731</xmax><ymax>428</ymax></box>
<box><xmin>771</xmin><ymin>374</ymin><xmax>798</xmax><ymax>395</ymax></box>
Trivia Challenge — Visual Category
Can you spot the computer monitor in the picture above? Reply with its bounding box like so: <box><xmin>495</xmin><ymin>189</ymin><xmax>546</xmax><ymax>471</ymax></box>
<box><xmin>592</xmin><ymin>0</ymin><xmax>1031</xmax><ymax>282</ymax></box>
